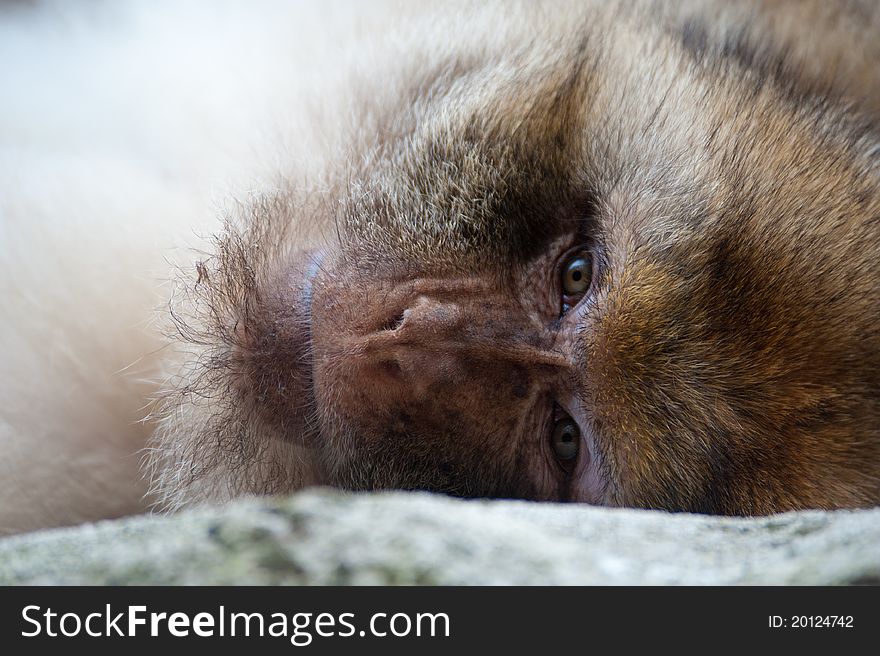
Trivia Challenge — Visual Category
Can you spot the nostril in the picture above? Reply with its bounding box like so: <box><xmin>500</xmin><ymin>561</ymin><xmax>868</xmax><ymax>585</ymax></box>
<box><xmin>380</xmin><ymin>310</ymin><xmax>406</xmax><ymax>333</ymax></box>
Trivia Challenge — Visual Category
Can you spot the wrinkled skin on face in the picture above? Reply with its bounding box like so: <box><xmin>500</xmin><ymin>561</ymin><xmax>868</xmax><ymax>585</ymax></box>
<box><xmin>151</xmin><ymin>1</ymin><xmax>880</xmax><ymax>515</ymax></box>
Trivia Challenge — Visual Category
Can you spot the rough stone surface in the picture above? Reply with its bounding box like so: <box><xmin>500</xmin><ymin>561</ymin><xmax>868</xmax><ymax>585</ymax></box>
<box><xmin>1</xmin><ymin>489</ymin><xmax>878</xmax><ymax>585</ymax></box>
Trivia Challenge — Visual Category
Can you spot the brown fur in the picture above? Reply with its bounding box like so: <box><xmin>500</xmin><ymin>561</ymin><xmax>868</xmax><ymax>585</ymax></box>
<box><xmin>144</xmin><ymin>0</ymin><xmax>880</xmax><ymax>516</ymax></box>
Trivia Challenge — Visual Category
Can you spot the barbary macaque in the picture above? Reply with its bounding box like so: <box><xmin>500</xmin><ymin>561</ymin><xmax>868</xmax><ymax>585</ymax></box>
<box><xmin>1</xmin><ymin>0</ymin><xmax>879</xmax><ymax>535</ymax></box>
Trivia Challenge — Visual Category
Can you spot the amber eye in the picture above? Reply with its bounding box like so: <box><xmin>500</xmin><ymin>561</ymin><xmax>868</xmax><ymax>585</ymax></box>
<box><xmin>562</xmin><ymin>254</ymin><xmax>593</xmax><ymax>297</ymax></box>
<box><xmin>551</xmin><ymin>418</ymin><xmax>580</xmax><ymax>461</ymax></box>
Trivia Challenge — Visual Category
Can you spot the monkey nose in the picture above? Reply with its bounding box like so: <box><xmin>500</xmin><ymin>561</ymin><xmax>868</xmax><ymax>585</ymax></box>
<box><xmin>359</xmin><ymin>297</ymin><xmax>470</xmax><ymax>392</ymax></box>
<box><xmin>363</xmin><ymin>291</ymin><xmax>568</xmax><ymax>381</ymax></box>
<box><xmin>374</xmin><ymin>346</ymin><xmax>462</xmax><ymax>400</ymax></box>
<box><xmin>375</xmin><ymin>341</ymin><xmax>459</xmax><ymax>394</ymax></box>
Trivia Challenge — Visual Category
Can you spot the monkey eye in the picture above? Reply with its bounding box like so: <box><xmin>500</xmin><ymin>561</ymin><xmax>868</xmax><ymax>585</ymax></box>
<box><xmin>560</xmin><ymin>252</ymin><xmax>593</xmax><ymax>311</ymax></box>
<box><xmin>550</xmin><ymin>417</ymin><xmax>580</xmax><ymax>462</ymax></box>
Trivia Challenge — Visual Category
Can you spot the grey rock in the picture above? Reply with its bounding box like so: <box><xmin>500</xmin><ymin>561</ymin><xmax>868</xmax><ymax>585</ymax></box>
<box><xmin>0</xmin><ymin>489</ymin><xmax>878</xmax><ymax>585</ymax></box>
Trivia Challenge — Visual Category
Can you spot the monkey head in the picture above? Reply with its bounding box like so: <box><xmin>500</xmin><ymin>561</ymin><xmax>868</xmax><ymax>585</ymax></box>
<box><xmin>152</xmin><ymin>11</ymin><xmax>880</xmax><ymax>516</ymax></box>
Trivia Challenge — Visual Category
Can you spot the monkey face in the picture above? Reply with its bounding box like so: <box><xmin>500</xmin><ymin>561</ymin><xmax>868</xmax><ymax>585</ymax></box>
<box><xmin>305</xmin><ymin>236</ymin><xmax>608</xmax><ymax>504</ymax></box>
<box><xmin>157</xmin><ymin>10</ymin><xmax>880</xmax><ymax>515</ymax></box>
